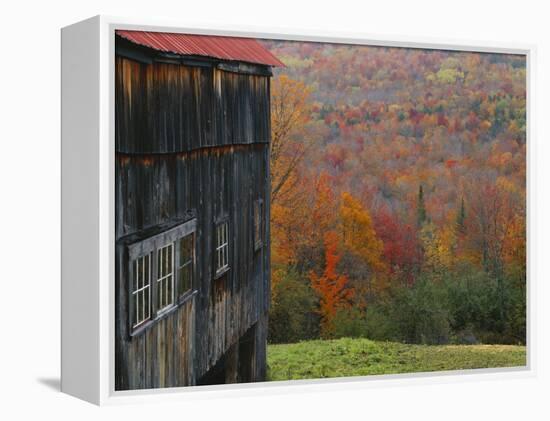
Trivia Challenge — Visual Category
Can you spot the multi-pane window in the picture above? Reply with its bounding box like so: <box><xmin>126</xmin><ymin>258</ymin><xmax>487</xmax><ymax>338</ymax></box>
<box><xmin>127</xmin><ymin>219</ymin><xmax>196</xmax><ymax>335</ymax></box>
<box><xmin>177</xmin><ymin>233</ymin><xmax>194</xmax><ymax>298</ymax></box>
<box><xmin>156</xmin><ymin>243</ymin><xmax>174</xmax><ymax>312</ymax></box>
<box><xmin>253</xmin><ymin>199</ymin><xmax>263</xmax><ymax>251</ymax></box>
<box><xmin>132</xmin><ymin>253</ymin><xmax>151</xmax><ymax>328</ymax></box>
<box><xmin>215</xmin><ymin>221</ymin><xmax>229</xmax><ymax>275</ymax></box>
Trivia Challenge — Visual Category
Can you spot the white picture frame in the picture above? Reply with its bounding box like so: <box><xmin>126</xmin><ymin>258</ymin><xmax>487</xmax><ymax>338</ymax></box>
<box><xmin>61</xmin><ymin>15</ymin><xmax>536</xmax><ymax>406</ymax></box>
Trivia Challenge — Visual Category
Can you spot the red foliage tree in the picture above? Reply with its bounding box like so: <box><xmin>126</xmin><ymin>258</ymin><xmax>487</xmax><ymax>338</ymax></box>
<box><xmin>374</xmin><ymin>207</ymin><xmax>422</xmax><ymax>285</ymax></box>
<box><xmin>309</xmin><ymin>231</ymin><xmax>355</xmax><ymax>338</ymax></box>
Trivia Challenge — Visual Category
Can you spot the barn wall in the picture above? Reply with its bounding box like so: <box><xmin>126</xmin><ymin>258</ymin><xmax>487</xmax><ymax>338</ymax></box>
<box><xmin>115</xmin><ymin>53</ymin><xmax>271</xmax><ymax>390</ymax></box>
<box><xmin>115</xmin><ymin>57</ymin><xmax>271</xmax><ymax>154</ymax></box>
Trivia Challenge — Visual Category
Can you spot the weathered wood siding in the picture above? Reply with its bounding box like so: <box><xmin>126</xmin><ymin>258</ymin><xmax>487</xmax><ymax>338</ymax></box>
<box><xmin>115</xmin><ymin>58</ymin><xmax>270</xmax><ymax>154</ymax></box>
<box><xmin>115</xmin><ymin>52</ymin><xmax>271</xmax><ymax>390</ymax></box>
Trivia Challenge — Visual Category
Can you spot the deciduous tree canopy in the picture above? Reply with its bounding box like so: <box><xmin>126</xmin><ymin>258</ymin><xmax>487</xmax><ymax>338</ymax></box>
<box><xmin>266</xmin><ymin>41</ymin><xmax>526</xmax><ymax>346</ymax></box>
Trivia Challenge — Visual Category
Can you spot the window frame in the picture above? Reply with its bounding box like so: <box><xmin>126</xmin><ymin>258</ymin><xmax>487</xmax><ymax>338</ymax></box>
<box><xmin>214</xmin><ymin>215</ymin><xmax>230</xmax><ymax>279</ymax></box>
<box><xmin>155</xmin><ymin>242</ymin><xmax>175</xmax><ymax>316</ymax></box>
<box><xmin>130</xmin><ymin>252</ymin><xmax>152</xmax><ymax>329</ymax></box>
<box><xmin>176</xmin><ymin>231</ymin><xmax>196</xmax><ymax>304</ymax></box>
<box><xmin>126</xmin><ymin>218</ymin><xmax>197</xmax><ymax>337</ymax></box>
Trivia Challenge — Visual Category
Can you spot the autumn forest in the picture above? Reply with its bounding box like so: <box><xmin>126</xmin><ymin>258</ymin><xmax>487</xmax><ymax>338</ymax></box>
<box><xmin>263</xmin><ymin>40</ymin><xmax>526</xmax><ymax>349</ymax></box>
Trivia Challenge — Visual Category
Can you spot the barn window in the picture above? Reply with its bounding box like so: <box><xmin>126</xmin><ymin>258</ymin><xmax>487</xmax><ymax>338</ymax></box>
<box><xmin>215</xmin><ymin>220</ymin><xmax>230</xmax><ymax>277</ymax></box>
<box><xmin>126</xmin><ymin>218</ymin><xmax>197</xmax><ymax>335</ymax></box>
<box><xmin>253</xmin><ymin>199</ymin><xmax>263</xmax><ymax>251</ymax></box>
<box><xmin>132</xmin><ymin>253</ymin><xmax>152</xmax><ymax>328</ymax></box>
<box><xmin>177</xmin><ymin>233</ymin><xmax>195</xmax><ymax>300</ymax></box>
<box><xmin>157</xmin><ymin>243</ymin><xmax>175</xmax><ymax>313</ymax></box>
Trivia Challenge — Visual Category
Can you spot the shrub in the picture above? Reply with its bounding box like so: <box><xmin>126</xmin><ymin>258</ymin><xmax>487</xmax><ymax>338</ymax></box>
<box><xmin>268</xmin><ymin>267</ymin><xmax>319</xmax><ymax>343</ymax></box>
<box><xmin>363</xmin><ymin>278</ymin><xmax>451</xmax><ymax>345</ymax></box>
<box><xmin>332</xmin><ymin>308</ymin><xmax>368</xmax><ymax>339</ymax></box>
<box><xmin>364</xmin><ymin>303</ymin><xmax>401</xmax><ymax>341</ymax></box>
<box><xmin>392</xmin><ymin>279</ymin><xmax>451</xmax><ymax>344</ymax></box>
<box><xmin>445</xmin><ymin>262</ymin><xmax>526</xmax><ymax>344</ymax></box>
<box><xmin>505</xmin><ymin>263</ymin><xmax>526</xmax><ymax>344</ymax></box>
<box><xmin>444</xmin><ymin>263</ymin><xmax>495</xmax><ymax>334</ymax></box>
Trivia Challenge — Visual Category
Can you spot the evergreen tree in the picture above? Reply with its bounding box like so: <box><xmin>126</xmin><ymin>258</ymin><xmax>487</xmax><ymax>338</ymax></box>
<box><xmin>417</xmin><ymin>185</ymin><xmax>427</xmax><ymax>227</ymax></box>
<box><xmin>456</xmin><ymin>197</ymin><xmax>466</xmax><ymax>234</ymax></box>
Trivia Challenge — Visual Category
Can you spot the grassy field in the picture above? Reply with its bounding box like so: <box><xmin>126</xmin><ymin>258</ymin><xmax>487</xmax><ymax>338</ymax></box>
<box><xmin>267</xmin><ymin>338</ymin><xmax>526</xmax><ymax>381</ymax></box>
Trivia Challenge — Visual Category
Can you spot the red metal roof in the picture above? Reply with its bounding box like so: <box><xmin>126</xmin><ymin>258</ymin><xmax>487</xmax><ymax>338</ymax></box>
<box><xmin>116</xmin><ymin>30</ymin><xmax>284</xmax><ymax>67</ymax></box>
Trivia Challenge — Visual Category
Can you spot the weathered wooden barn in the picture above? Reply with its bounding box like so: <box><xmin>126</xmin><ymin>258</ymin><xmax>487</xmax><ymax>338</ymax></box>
<box><xmin>114</xmin><ymin>30</ymin><xmax>283</xmax><ymax>390</ymax></box>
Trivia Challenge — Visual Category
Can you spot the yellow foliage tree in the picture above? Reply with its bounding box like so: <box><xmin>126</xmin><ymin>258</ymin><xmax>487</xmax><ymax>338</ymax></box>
<box><xmin>420</xmin><ymin>222</ymin><xmax>457</xmax><ymax>278</ymax></box>
<box><xmin>270</xmin><ymin>74</ymin><xmax>314</xmax><ymax>205</ymax></box>
<box><xmin>339</xmin><ymin>191</ymin><xmax>385</xmax><ymax>273</ymax></box>
<box><xmin>270</xmin><ymin>171</ymin><xmax>311</xmax><ymax>267</ymax></box>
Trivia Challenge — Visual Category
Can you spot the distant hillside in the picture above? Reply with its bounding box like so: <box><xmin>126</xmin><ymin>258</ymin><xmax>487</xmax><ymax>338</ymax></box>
<box><xmin>261</xmin><ymin>39</ymin><xmax>526</xmax><ymax>223</ymax></box>
<box><xmin>267</xmin><ymin>338</ymin><xmax>526</xmax><ymax>381</ymax></box>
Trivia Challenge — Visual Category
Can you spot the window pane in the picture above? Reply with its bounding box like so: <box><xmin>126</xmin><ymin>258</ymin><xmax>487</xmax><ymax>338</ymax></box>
<box><xmin>178</xmin><ymin>267</ymin><xmax>184</xmax><ymax>296</ymax></box>
<box><xmin>165</xmin><ymin>278</ymin><xmax>168</xmax><ymax>307</ymax></box>
<box><xmin>157</xmin><ymin>279</ymin><xmax>164</xmax><ymax>310</ymax></box>
<box><xmin>144</xmin><ymin>254</ymin><xmax>149</xmax><ymax>283</ymax></box>
<box><xmin>133</xmin><ymin>260</ymin><xmax>138</xmax><ymax>291</ymax></box>
<box><xmin>158</xmin><ymin>249</ymin><xmax>162</xmax><ymax>278</ymax></box>
<box><xmin>164</xmin><ymin>246</ymin><xmax>167</xmax><ymax>275</ymax></box>
<box><xmin>185</xmin><ymin>266</ymin><xmax>191</xmax><ymax>292</ymax></box>
<box><xmin>178</xmin><ymin>265</ymin><xmax>191</xmax><ymax>295</ymax></box>
<box><xmin>163</xmin><ymin>246</ymin><xmax>167</xmax><ymax>277</ymax></box>
<box><xmin>178</xmin><ymin>233</ymin><xmax>194</xmax><ymax>297</ymax></box>
<box><xmin>167</xmin><ymin>244</ymin><xmax>172</xmax><ymax>274</ymax></box>
<box><xmin>167</xmin><ymin>274</ymin><xmax>173</xmax><ymax>304</ymax></box>
<box><xmin>187</xmin><ymin>236</ymin><xmax>193</xmax><ymax>260</ymax></box>
<box><xmin>140</xmin><ymin>259</ymin><xmax>145</xmax><ymax>289</ymax></box>
<box><xmin>157</xmin><ymin>278</ymin><xmax>163</xmax><ymax>309</ymax></box>
<box><xmin>180</xmin><ymin>235</ymin><xmax>193</xmax><ymax>264</ymax></box>
<box><xmin>141</xmin><ymin>290</ymin><xmax>145</xmax><ymax>324</ymax></box>
<box><xmin>144</xmin><ymin>288</ymin><xmax>150</xmax><ymax>320</ymax></box>
<box><xmin>161</xmin><ymin>279</ymin><xmax>165</xmax><ymax>308</ymax></box>
<box><xmin>157</xmin><ymin>243</ymin><xmax>175</xmax><ymax>312</ymax></box>
<box><xmin>134</xmin><ymin>293</ymin><xmax>139</xmax><ymax>326</ymax></box>
<box><xmin>142</xmin><ymin>258</ymin><xmax>147</xmax><ymax>289</ymax></box>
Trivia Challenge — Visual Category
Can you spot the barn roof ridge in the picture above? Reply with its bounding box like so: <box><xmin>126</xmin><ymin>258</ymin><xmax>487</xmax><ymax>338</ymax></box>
<box><xmin>116</xmin><ymin>30</ymin><xmax>285</xmax><ymax>67</ymax></box>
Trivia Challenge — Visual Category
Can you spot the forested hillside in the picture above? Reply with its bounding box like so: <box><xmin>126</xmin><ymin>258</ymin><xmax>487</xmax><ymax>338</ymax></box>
<box><xmin>262</xmin><ymin>40</ymin><xmax>526</xmax><ymax>346</ymax></box>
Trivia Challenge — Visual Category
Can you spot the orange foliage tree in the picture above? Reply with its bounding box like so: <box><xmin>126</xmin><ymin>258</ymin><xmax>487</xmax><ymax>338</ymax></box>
<box><xmin>271</xmin><ymin>171</ymin><xmax>309</xmax><ymax>268</ymax></box>
<box><xmin>271</xmin><ymin>170</ymin><xmax>338</xmax><ymax>270</ymax></box>
<box><xmin>309</xmin><ymin>231</ymin><xmax>354</xmax><ymax>338</ymax></box>
<box><xmin>464</xmin><ymin>176</ymin><xmax>523</xmax><ymax>276</ymax></box>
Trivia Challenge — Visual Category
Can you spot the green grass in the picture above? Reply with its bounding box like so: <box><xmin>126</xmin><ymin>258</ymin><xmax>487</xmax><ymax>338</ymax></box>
<box><xmin>267</xmin><ymin>337</ymin><xmax>526</xmax><ymax>381</ymax></box>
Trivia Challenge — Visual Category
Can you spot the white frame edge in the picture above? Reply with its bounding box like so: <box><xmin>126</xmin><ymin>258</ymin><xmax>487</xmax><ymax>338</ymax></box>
<box><xmin>60</xmin><ymin>14</ymin><xmax>536</xmax><ymax>406</ymax></box>
<box><xmin>61</xmin><ymin>15</ymin><xmax>101</xmax><ymax>404</ymax></box>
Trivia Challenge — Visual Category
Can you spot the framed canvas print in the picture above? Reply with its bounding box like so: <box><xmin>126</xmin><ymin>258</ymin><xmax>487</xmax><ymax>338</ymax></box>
<box><xmin>61</xmin><ymin>16</ymin><xmax>533</xmax><ymax>405</ymax></box>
